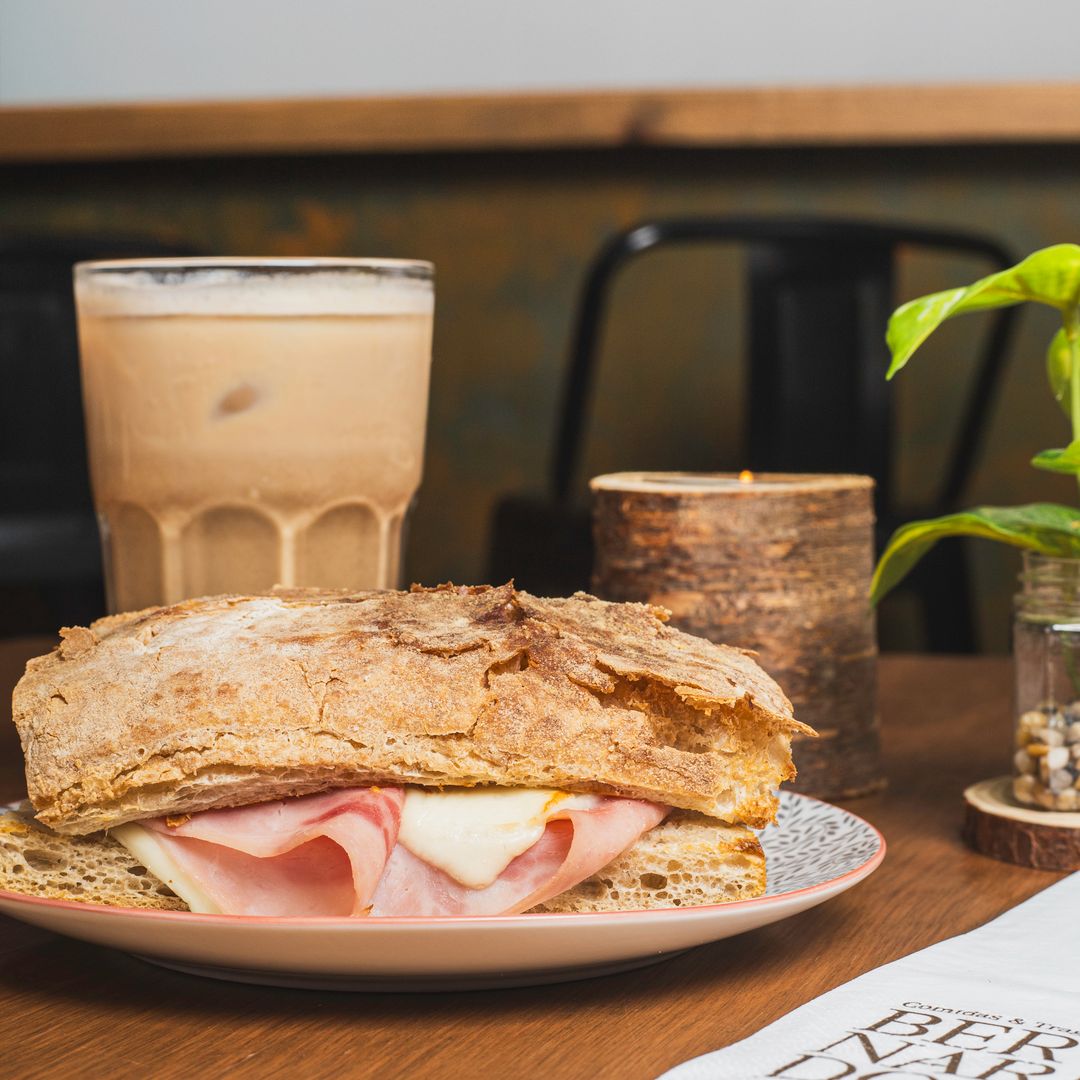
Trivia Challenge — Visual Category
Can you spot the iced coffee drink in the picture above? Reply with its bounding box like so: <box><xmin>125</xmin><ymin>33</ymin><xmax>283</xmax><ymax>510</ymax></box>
<box><xmin>74</xmin><ymin>258</ymin><xmax>434</xmax><ymax>612</ymax></box>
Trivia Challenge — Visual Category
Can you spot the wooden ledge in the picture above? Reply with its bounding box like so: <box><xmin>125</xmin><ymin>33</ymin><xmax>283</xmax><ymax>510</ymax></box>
<box><xmin>4</xmin><ymin>82</ymin><xmax>1080</xmax><ymax>163</ymax></box>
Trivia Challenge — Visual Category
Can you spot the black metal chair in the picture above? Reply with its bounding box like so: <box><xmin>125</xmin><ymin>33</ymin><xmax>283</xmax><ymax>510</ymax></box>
<box><xmin>488</xmin><ymin>217</ymin><xmax>1019</xmax><ymax>652</ymax></box>
<box><xmin>0</xmin><ymin>234</ymin><xmax>200</xmax><ymax>635</ymax></box>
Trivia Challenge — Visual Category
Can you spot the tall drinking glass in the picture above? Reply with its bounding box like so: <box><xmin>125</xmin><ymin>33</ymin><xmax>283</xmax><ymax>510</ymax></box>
<box><xmin>74</xmin><ymin>258</ymin><xmax>434</xmax><ymax>612</ymax></box>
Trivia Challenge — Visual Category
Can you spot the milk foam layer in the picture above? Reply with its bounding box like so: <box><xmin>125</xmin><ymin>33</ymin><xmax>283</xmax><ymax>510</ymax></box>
<box><xmin>75</xmin><ymin>260</ymin><xmax>434</xmax><ymax>317</ymax></box>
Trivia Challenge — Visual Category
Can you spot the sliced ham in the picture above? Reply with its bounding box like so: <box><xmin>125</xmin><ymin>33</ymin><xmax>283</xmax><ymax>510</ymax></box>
<box><xmin>140</xmin><ymin>787</ymin><xmax>405</xmax><ymax>916</ymax></box>
<box><xmin>370</xmin><ymin>796</ymin><xmax>668</xmax><ymax>916</ymax></box>
<box><xmin>134</xmin><ymin>787</ymin><xmax>667</xmax><ymax>918</ymax></box>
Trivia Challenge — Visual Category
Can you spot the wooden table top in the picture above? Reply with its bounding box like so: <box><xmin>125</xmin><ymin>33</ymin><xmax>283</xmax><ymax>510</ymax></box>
<box><xmin>0</xmin><ymin>639</ymin><xmax>1060</xmax><ymax>1080</ymax></box>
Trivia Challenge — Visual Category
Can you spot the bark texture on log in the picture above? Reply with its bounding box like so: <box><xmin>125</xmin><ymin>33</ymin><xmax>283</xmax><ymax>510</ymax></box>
<box><xmin>963</xmin><ymin>777</ymin><xmax>1080</xmax><ymax>870</ymax></box>
<box><xmin>590</xmin><ymin>472</ymin><xmax>882</xmax><ymax>800</ymax></box>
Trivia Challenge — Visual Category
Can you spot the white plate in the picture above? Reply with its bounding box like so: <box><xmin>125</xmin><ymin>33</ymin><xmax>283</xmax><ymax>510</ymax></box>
<box><xmin>0</xmin><ymin>792</ymin><xmax>884</xmax><ymax>991</ymax></box>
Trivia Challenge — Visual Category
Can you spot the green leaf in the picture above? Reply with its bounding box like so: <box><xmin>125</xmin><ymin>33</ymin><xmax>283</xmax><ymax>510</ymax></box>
<box><xmin>886</xmin><ymin>243</ymin><xmax>1080</xmax><ymax>379</ymax></box>
<box><xmin>1048</xmin><ymin>326</ymin><xmax>1072</xmax><ymax>417</ymax></box>
<box><xmin>1032</xmin><ymin>440</ymin><xmax>1080</xmax><ymax>475</ymax></box>
<box><xmin>871</xmin><ymin>503</ymin><xmax>1080</xmax><ymax>604</ymax></box>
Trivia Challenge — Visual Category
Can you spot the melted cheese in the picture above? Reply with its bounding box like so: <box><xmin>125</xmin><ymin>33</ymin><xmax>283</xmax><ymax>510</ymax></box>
<box><xmin>110</xmin><ymin>822</ymin><xmax>224</xmax><ymax>914</ymax></box>
<box><xmin>398</xmin><ymin>787</ymin><xmax>600</xmax><ymax>888</ymax></box>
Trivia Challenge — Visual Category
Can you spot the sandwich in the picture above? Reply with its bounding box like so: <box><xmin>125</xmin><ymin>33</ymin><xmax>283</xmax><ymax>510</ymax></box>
<box><xmin>1</xmin><ymin>583</ymin><xmax>811</xmax><ymax>917</ymax></box>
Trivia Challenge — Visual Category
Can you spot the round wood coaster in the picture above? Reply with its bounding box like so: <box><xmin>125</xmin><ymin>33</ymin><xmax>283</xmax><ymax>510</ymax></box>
<box><xmin>963</xmin><ymin>776</ymin><xmax>1080</xmax><ymax>870</ymax></box>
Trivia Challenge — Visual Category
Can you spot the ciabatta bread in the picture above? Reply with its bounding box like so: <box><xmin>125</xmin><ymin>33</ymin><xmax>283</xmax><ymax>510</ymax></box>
<box><xmin>0</xmin><ymin>804</ymin><xmax>185</xmax><ymax>910</ymax></box>
<box><xmin>13</xmin><ymin>584</ymin><xmax>810</xmax><ymax>835</ymax></box>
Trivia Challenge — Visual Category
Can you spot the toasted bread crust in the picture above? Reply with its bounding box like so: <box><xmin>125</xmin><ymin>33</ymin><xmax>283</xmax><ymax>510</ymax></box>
<box><xmin>13</xmin><ymin>584</ymin><xmax>810</xmax><ymax>834</ymax></box>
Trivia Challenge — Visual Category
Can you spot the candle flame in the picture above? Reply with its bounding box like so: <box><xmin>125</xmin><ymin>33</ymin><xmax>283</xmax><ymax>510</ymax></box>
<box><xmin>738</xmin><ymin>470</ymin><xmax>754</xmax><ymax>483</ymax></box>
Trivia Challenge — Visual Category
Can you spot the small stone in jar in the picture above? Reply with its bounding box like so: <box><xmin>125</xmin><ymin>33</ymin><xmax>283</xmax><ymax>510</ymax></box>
<box><xmin>1014</xmin><ymin>749</ymin><xmax>1037</xmax><ymax>775</ymax></box>
<box><xmin>1014</xmin><ymin>702</ymin><xmax>1080</xmax><ymax>811</ymax></box>
<box><xmin>1046</xmin><ymin>746</ymin><xmax>1071</xmax><ymax>770</ymax></box>
<box><xmin>1013</xmin><ymin>774</ymin><xmax>1038</xmax><ymax>804</ymax></box>
<box><xmin>1036</xmin><ymin>787</ymin><xmax>1059</xmax><ymax>809</ymax></box>
<box><xmin>1055</xmin><ymin>788</ymin><xmax>1080</xmax><ymax>811</ymax></box>
<box><xmin>1019</xmin><ymin>711</ymin><xmax>1046</xmax><ymax>744</ymax></box>
<box><xmin>1049</xmin><ymin>768</ymin><xmax>1073</xmax><ymax>793</ymax></box>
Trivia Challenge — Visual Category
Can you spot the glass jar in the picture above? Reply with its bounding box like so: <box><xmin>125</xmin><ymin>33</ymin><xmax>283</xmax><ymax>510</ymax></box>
<box><xmin>1013</xmin><ymin>552</ymin><xmax>1080</xmax><ymax>810</ymax></box>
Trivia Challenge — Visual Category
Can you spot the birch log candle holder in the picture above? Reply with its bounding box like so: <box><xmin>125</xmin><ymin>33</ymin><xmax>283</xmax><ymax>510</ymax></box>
<box><xmin>590</xmin><ymin>471</ymin><xmax>883</xmax><ymax>800</ymax></box>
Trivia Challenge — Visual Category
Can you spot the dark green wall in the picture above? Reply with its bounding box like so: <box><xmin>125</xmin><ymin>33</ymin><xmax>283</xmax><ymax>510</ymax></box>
<box><xmin>4</xmin><ymin>143</ymin><xmax>1077</xmax><ymax>650</ymax></box>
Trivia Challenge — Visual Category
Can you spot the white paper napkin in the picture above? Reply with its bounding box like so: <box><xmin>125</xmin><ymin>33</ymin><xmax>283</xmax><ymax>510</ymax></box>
<box><xmin>660</xmin><ymin>873</ymin><xmax>1080</xmax><ymax>1080</ymax></box>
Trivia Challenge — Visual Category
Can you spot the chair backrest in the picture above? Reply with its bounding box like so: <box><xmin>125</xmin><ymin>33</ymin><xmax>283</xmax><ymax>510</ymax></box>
<box><xmin>488</xmin><ymin>216</ymin><xmax>1020</xmax><ymax>650</ymax></box>
<box><xmin>550</xmin><ymin>217</ymin><xmax>1019</xmax><ymax>521</ymax></box>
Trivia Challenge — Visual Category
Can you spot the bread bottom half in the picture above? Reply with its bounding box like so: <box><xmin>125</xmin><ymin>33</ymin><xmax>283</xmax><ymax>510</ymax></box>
<box><xmin>0</xmin><ymin>806</ymin><xmax>766</xmax><ymax>914</ymax></box>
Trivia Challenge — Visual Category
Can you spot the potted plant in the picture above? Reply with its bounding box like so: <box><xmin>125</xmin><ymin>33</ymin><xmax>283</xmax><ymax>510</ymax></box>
<box><xmin>873</xmin><ymin>243</ymin><xmax>1080</xmax><ymax>811</ymax></box>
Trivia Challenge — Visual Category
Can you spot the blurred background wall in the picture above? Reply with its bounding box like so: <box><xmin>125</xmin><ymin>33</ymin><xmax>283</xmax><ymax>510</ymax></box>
<box><xmin>3</xmin><ymin>0</ymin><xmax>1080</xmax><ymax>101</ymax></box>
<box><xmin>4</xmin><ymin>0</ymin><xmax>1080</xmax><ymax>651</ymax></box>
